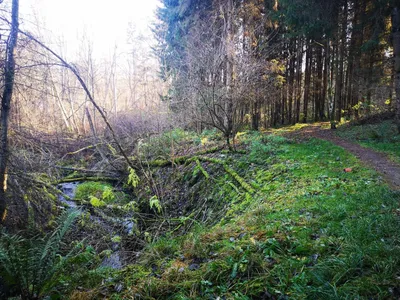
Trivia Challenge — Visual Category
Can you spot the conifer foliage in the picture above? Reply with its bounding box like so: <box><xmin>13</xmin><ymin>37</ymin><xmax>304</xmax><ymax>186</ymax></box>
<box><xmin>154</xmin><ymin>0</ymin><xmax>400</xmax><ymax>130</ymax></box>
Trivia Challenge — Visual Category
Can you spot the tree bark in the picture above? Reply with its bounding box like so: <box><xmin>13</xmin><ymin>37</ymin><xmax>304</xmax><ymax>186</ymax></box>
<box><xmin>288</xmin><ymin>39</ymin><xmax>295</xmax><ymax>124</ymax></box>
<box><xmin>315</xmin><ymin>44</ymin><xmax>323</xmax><ymax>121</ymax></box>
<box><xmin>0</xmin><ymin>0</ymin><xmax>19</xmax><ymax>222</ymax></box>
<box><xmin>295</xmin><ymin>38</ymin><xmax>303</xmax><ymax>123</ymax></box>
<box><xmin>335</xmin><ymin>1</ymin><xmax>347</xmax><ymax>122</ymax></box>
<box><xmin>322</xmin><ymin>39</ymin><xmax>329</xmax><ymax>121</ymax></box>
<box><xmin>303</xmin><ymin>43</ymin><xmax>312</xmax><ymax>123</ymax></box>
<box><xmin>392</xmin><ymin>6</ymin><xmax>400</xmax><ymax>133</ymax></box>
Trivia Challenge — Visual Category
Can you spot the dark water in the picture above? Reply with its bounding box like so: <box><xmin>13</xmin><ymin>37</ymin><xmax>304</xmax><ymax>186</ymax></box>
<box><xmin>57</xmin><ymin>182</ymin><xmax>123</xmax><ymax>269</ymax></box>
<box><xmin>57</xmin><ymin>182</ymin><xmax>79</xmax><ymax>207</ymax></box>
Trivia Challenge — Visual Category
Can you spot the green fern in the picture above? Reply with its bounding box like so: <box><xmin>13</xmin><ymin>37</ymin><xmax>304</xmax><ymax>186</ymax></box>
<box><xmin>102</xmin><ymin>186</ymin><xmax>115</xmax><ymax>202</ymax></box>
<box><xmin>0</xmin><ymin>208</ymin><xmax>82</xmax><ymax>299</ymax></box>
<box><xmin>127</xmin><ymin>167</ymin><xmax>140</xmax><ymax>188</ymax></box>
<box><xmin>149</xmin><ymin>195</ymin><xmax>162</xmax><ymax>214</ymax></box>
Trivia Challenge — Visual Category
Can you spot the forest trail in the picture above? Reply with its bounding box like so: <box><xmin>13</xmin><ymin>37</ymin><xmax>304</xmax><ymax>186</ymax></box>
<box><xmin>286</xmin><ymin>123</ymin><xmax>400</xmax><ymax>191</ymax></box>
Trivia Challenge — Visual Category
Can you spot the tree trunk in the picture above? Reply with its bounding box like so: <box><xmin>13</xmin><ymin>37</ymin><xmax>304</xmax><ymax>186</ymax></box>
<box><xmin>315</xmin><ymin>44</ymin><xmax>324</xmax><ymax>121</ymax></box>
<box><xmin>288</xmin><ymin>39</ymin><xmax>295</xmax><ymax>124</ymax></box>
<box><xmin>295</xmin><ymin>38</ymin><xmax>303</xmax><ymax>123</ymax></box>
<box><xmin>335</xmin><ymin>1</ymin><xmax>347</xmax><ymax>122</ymax></box>
<box><xmin>0</xmin><ymin>0</ymin><xmax>19</xmax><ymax>222</ymax></box>
<box><xmin>392</xmin><ymin>6</ymin><xmax>400</xmax><ymax>133</ymax></box>
<box><xmin>303</xmin><ymin>43</ymin><xmax>312</xmax><ymax>123</ymax></box>
<box><xmin>252</xmin><ymin>100</ymin><xmax>260</xmax><ymax>131</ymax></box>
<box><xmin>222</xmin><ymin>0</ymin><xmax>235</xmax><ymax>143</ymax></box>
<box><xmin>322</xmin><ymin>39</ymin><xmax>329</xmax><ymax>121</ymax></box>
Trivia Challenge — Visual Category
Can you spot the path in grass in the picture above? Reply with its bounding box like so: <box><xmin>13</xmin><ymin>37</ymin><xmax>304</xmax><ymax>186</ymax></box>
<box><xmin>287</xmin><ymin>123</ymin><xmax>400</xmax><ymax>191</ymax></box>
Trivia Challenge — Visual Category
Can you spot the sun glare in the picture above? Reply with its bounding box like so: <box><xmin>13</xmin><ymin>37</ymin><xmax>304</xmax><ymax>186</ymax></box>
<box><xmin>21</xmin><ymin>0</ymin><xmax>159</xmax><ymax>57</ymax></box>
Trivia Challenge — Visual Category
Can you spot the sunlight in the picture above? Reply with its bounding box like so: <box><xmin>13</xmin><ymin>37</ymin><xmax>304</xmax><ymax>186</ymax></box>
<box><xmin>0</xmin><ymin>0</ymin><xmax>399</xmax><ymax>298</ymax></box>
<box><xmin>21</xmin><ymin>0</ymin><xmax>159</xmax><ymax>57</ymax></box>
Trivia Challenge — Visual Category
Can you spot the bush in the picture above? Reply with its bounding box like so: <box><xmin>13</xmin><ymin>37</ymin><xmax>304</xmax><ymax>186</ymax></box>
<box><xmin>249</xmin><ymin>140</ymin><xmax>273</xmax><ymax>164</ymax></box>
<box><xmin>246</xmin><ymin>132</ymin><xmax>287</xmax><ymax>164</ymax></box>
<box><xmin>139</xmin><ymin>128</ymin><xmax>201</xmax><ymax>159</ymax></box>
<box><xmin>0</xmin><ymin>209</ymin><xmax>95</xmax><ymax>299</ymax></box>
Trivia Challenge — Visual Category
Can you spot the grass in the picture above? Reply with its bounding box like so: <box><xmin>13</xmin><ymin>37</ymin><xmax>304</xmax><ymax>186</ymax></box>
<box><xmin>79</xmin><ymin>132</ymin><xmax>400</xmax><ymax>299</ymax></box>
<box><xmin>336</xmin><ymin>120</ymin><xmax>400</xmax><ymax>163</ymax></box>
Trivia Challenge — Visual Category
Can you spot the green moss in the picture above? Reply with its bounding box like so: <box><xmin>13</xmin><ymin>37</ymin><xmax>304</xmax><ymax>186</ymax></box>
<box><xmin>74</xmin><ymin>182</ymin><xmax>124</xmax><ymax>205</ymax></box>
<box><xmin>147</xmin><ymin>145</ymin><xmax>224</xmax><ymax>167</ymax></box>
<box><xmin>78</xmin><ymin>130</ymin><xmax>400</xmax><ymax>299</ymax></box>
<box><xmin>75</xmin><ymin>182</ymin><xmax>107</xmax><ymax>200</ymax></box>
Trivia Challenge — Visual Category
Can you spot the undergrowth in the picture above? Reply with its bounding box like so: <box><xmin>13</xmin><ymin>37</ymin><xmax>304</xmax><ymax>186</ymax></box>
<box><xmin>336</xmin><ymin>120</ymin><xmax>400</xmax><ymax>163</ymax></box>
<box><xmin>0</xmin><ymin>209</ymin><xmax>102</xmax><ymax>299</ymax></box>
<box><xmin>75</xmin><ymin>181</ymin><xmax>129</xmax><ymax>207</ymax></box>
<box><xmin>75</xmin><ymin>131</ymin><xmax>400</xmax><ymax>299</ymax></box>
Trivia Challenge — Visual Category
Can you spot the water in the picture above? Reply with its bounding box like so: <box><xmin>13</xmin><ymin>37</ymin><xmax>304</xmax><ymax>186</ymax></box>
<box><xmin>57</xmin><ymin>182</ymin><xmax>123</xmax><ymax>269</ymax></box>
<box><xmin>57</xmin><ymin>182</ymin><xmax>79</xmax><ymax>207</ymax></box>
<box><xmin>101</xmin><ymin>252</ymin><xmax>122</xmax><ymax>269</ymax></box>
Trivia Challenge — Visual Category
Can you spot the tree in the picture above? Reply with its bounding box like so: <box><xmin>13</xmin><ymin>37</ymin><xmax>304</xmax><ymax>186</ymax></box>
<box><xmin>0</xmin><ymin>0</ymin><xmax>19</xmax><ymax>222</ymax></box>
<box><xmin>392</xmin><ymin>4</ymin><xmax>400</xmax><ymax>133</ymax></box>
<box><xmin>155</xmin><ymin>0</ymin><xmax>397</xmax><ymax>132</ymax></box>
<box><xmin>156</xmin><ymin>0</ymin><xmax>283</xmax><ymax>143</ymax></box>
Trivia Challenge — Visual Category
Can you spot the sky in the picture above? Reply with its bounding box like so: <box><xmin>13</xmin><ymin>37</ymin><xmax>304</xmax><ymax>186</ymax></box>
<box><xmin>19</xmin><ymin>0</ymin><xmax>160</xmax><ymax>59</ymax></box>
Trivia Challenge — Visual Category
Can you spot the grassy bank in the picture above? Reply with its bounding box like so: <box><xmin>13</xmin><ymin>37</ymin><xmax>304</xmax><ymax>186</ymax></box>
<box><xmin>75</xmin><ymin>132</ymin><xmax>400</xmax><ymax>299</ymax></box>
<box><xmin>336</xmin><ymin>120</ymin><xmax>400</xmax><ymax>164</ymax></box>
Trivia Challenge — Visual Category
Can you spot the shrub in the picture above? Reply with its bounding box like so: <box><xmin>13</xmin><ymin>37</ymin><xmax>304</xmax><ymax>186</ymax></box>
<box><xmin>0</xmin><ymin>209</ymin><xmax>92</xmax><ymax>299</ymax></box>
<box><xmin>139</xmin><ymin>128</ymin><xmax>201</xmax><ymax>159</ymax></box>
<box><xmin>246</xmin><ymin>132</ymin><xmax>287</xmax><ymax>164</ymax></box>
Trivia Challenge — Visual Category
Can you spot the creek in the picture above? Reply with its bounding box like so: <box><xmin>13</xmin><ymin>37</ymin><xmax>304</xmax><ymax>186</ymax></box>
<box><xmin>57</xmin><ymin>182</ymin><xmax>128</xmax><ymax>269</ymax></box>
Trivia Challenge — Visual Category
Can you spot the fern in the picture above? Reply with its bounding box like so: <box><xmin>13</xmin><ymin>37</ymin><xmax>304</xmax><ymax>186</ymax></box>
<box><xmin>127</xmin><ymin>167</ymin><xmax>140</xmax><ymax>188</ymax></box>
<box><xmin>0</xmin><ymin>208</ymin><xmax>82</xmax><ymax>299</ymax></box>
<box><xmin>102</xmin><ymin>186</ymin><xmax>115</xmax><ymax>202</ymax></box>
<box><xmin>149</xmin><ymin>195</ymin><xmax>162</xmax><ymax>214</ymax></box>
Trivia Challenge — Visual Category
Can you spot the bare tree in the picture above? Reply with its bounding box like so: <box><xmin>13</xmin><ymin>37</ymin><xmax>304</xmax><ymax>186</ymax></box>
<box><xmin>169</xmin><ymin>6</ymin><xmax>280</xmax><ymax>148</ymax></box>
<box><xmin>19</xmin><ymin>31</ymin><xmax>135</xmax><ymax>169</ymax></box>
<box><xmin>0</xmin><ymin>0</ymin><xmax>19</xmax><ymax>221</ymax></box>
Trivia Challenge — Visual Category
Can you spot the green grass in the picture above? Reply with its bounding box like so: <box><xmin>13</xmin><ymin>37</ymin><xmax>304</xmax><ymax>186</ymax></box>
<box><xmin>75</xmin><ymin>133</ymin><xmax>400</xmax><ymax>299</ymax></box>
<box><xmin>336</xmin><ymin>120</ymin><xmax>400</xmax><ymax>163</ymax></box>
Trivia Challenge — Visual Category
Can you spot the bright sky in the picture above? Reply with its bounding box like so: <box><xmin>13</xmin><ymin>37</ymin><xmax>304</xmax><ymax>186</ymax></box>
<box><xmin>20</xmin><ymin>0</ymin><xmax>159</xmax><ymax>58</ymax></box>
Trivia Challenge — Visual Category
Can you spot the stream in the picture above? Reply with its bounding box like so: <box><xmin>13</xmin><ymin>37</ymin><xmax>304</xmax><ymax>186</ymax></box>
<box><xmin>57</xmin><ymin>182</ymin><xmax>124</xmax><ymax>269</ymax></box>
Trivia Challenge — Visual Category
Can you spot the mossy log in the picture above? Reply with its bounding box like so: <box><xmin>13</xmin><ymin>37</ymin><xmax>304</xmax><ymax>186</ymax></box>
<box><xmin>54</xmin><ymin>166</ymin><xmax>118</xmax><ymax>176</ymax></box>
<box><xmin>198</xmin><ymin>157</ymin><xmax>256</xmax><ymax>194</ymax></box>
<box><xmin>146</xmin><ymin>145</ymin><xmax>253</xmax><ymax>194</ymax></box>
<box><xmin>55</xmin><ymin>176</ymin><xmax>120</xmax><ymax>184</ymax></box>
<box><xmin>147</xmin><ymin>145</ymin><xmax>224</xmax><ymax>167</ymax></box>
<box><xmin>195</xmin><ymin>158</ymin><xmax>210</xmax><ymax>180</ymax></box>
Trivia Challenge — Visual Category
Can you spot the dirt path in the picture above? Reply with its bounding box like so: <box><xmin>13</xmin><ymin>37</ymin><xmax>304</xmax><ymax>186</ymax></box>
<box><xmin>287</xmin><ymin>123</ymin><xmax>400</xmax><ymax>191</ymax></box>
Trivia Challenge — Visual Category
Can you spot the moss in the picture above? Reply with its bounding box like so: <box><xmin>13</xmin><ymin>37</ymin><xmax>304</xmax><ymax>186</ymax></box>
<box><xmin>147</xmin><ymin>145</ymin><xmax>224</xmax><ymax>167</ymax></box>
<box><xmin>56</xmin><ymin>177</ymin><xmax>120</xmax><ymax>184</ymax></box>
<box><xmin>71</xmin><ymin>130</ymin><xmax>400</xmax><ymax>299</ymax></box>
<box><xmin>222</xmin><ymin>164</ymin><xmax>255</xmax><ymax>194</ymax></box>
<box><xmin>198</xmin><ymin>156</ymin><xmax>256</xmax><ymax>194</ymax></box>
<box><xmin>194</xmin><ymin>158</ymin><xmax>210</xmax><ymax>180</ymax></box>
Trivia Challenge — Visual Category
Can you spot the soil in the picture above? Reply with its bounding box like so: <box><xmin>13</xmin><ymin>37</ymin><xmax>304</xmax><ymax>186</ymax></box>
<box><xmin>287</xmin><ymin>123</ymin><xmax>400</xmax><ymax>191</ymax></box>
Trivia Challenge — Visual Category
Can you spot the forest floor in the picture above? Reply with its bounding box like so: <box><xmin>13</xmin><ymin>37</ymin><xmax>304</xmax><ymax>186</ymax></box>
<box><xmin>2</xmin><ymin>121</ymin><xmax>400</xmax><ymax>299</ymax></box>
<box><xmin>282</xmin><ymin>122</ymin><xmax>400</xmax><ymax>191</ymax></box>
<box><xmin>81</xmin><ymin>125</ymin><xmax>399</xmax><ymax>299</ymax></box>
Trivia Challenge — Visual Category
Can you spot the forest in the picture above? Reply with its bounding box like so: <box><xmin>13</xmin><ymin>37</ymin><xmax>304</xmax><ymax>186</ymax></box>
<box><xmin>0</xmin><ymin>0</ymin><xmax>399</xmax><ymax>299</ymax></box>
